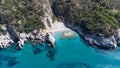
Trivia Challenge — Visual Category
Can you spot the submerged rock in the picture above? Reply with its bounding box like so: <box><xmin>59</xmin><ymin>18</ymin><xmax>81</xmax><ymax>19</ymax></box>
<box><xmin>57</xmin><ymin>62</ymin><xmax>91</xmax><ymax>68</ymax></box>
<box><xmin>7</xmin><ymin>60</ymin><xmax>19</xmax><ymax>67</ymax></box>
<box><xmin>0</xmin><ymin>61</ymin><xmax>2</xmax><ymax>65</ymax></box>
<box><xmin>32</xmin><ymin>44</ymin><xmax>45</xmax><ymax>55</ymax></box>
<box><xmin>33</xmin><ymin>47</ymin><xmax>42</xmax><ymax>55</ymax></box>
<box><xmin>61</xmin><ymin>30</ymin><xmax>75</xmax><ymax>39</ymax></box>
<box><xmin>46</xmin><ymin>46</ymin><xmax>56</xmax><ymax>61</ymax></box>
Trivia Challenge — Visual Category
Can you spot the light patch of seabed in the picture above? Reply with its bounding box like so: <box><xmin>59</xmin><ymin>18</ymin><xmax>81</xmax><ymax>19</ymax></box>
<box><xmin>0</xmin><ymin>30</ymin><xmax>120</xmax><ymax>68</ymax></box>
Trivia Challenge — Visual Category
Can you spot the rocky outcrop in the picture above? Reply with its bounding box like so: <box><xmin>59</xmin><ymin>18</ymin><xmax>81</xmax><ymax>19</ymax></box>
<box><xmin>42</xmin><ymin>0</ymin><xmax>56</xmax><ymax>48</ymax></box>
<box><xmin>83</xmin><ymin>35</ymin><xmax>117</xmax><ymax>49</ymax></box>
<box><xmin>0</xmin><ymin>34</ymin><xmax>14</xmax><ymax>49</ymax></box>
<box><xmin>6</xmin><ymin>24</ymin><xmax>20</xmax><ymax>42</ymax></box>
<box><xmin>45</xmin><ymin>33</ymin><xmax>55</xmax><ymax>48</ymax></box>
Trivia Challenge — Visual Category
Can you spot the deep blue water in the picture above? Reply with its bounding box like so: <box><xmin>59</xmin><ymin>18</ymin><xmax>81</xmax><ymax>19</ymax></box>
<box><xmin>0</xmin><ymin>30</ymin><xmax>120</xmax><ymax>68</ymax></box>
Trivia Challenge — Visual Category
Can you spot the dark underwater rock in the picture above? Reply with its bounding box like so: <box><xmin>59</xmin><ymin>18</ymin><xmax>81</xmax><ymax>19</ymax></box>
<box><xmin>0</xmin><ymin>55</ymin><xmax>19</xmax><ymax>67</ymax></box>
<box><xmin>0</xmin><ymin>61</ymin><xmax>2</xmax><ymax>65</ymax></box>
<box><xmin>57</xmin><ymin>62</ymin><xmax>92</xmax><ymax>68</ymax></box>
<box><xmin>46</xmin><ymin>46</ymin><xmax>56</xmax><ymax>61</ymax></box>
<box><xmin>32</xmin><ymin>43</ymin><xmax>45</xmax><ymax>55</ymax></box>
<box><xmin>33</xmin><ymin>47</ymin><xmax>42</xmax><ymax>55</ymax></box>
<box><xmin>7</xmin><ymin>60</ymin><xmax>19</xmax><ymax>67</ymax></box>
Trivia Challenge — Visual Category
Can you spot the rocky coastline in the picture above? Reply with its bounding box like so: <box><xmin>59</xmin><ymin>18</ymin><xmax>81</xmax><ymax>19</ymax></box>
<box><xmin>0</xmin><ymin>29</ymin><xmax>55</xmax><ymax>50</ymax></box>
<box><xmin>65</xmin><ymin>23</ymin><xmax>120</xmax><ymax>50</ymax></box>
<box><xmin>1</xmin><ymin>20</ymin><xmax>120</xmax><ymax>50</ymax></box>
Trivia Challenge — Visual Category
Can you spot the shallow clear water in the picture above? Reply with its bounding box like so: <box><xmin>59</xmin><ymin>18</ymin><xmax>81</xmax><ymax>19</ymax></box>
<box><xmin>0</xmin><ymin>30</ymin><xmax>120</xmax><ymax>68</ymax></box>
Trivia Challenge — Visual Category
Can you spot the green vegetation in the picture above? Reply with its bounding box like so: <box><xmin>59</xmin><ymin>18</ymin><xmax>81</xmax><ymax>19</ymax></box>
<box><xmin>52</xmin><ymin>0</ymin><xmax>119</xmax><ymax>38</ymax></box>
<box><xmin>23</xmin><ymin>18</ymin><xmax>45</xmax><ymax>33</ymax></box>
<box><xmin>2</xmin><ymin>30</ymin><xmax>7</xmax><ymax>35</ymax></box>
<box><xmin>0</xmin><ymin>0</ymin><xmax>45</xmax><ymax>33</ymax></box>
<box><xmin>0</xmin><ymin>28</ymin><xmax>7</xmax><ymax>35</ymax></box>
<box><xmin>52</xmin><ymin>15</ymin><xmax>57</xmax><ymax>22</ymax></box>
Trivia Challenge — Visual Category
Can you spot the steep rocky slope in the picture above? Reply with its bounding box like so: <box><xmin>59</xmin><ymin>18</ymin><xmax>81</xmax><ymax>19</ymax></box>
<box><xmin>0</xmin><ymin>0</ymin><xmax>55</xmax><ymax>48</ymax></box>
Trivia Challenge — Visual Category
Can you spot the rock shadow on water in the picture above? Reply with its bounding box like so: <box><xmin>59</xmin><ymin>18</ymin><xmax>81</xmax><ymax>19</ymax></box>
<box><xmin>7</xmin><ymin>59</ymin><xmax>19</xmax><ymax>67</ymax></box>
<box><xmin>0</xmin><ymin>45</ymin><xmax>19</xmax><ymax>67</ymax></box>
<box><xmin>0</xmin><ymin>55</ymin><xmax>19</xmax><ymax>67</ymax></box>
<box><xmin>32</xmin><ymin>41</ymin><xmax>57</xmax><ymax>61</ymax></box>
<box><xmin>32</xmin><ymin>43</ymin><xmax>46</xmax><ymax>55</ymax></box>
<box><xmin>56</xmin><ymin>62</ymin><xmax>92</xmax><ymax>68</ymax></box>
<box><xmin>46</xmin><ymin>46</ymin><xmax>57</xmax><ymax>61</ymax></box>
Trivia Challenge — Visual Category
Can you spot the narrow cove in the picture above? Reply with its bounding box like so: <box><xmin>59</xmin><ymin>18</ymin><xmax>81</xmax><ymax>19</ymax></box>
<box><xmin>0</xmin><ymin>29</ymin><xmax>120</xmax><ymax>68</ymax></box>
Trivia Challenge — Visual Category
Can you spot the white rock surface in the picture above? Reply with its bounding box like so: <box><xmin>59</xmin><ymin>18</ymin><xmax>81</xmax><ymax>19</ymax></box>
<box><xmin>0</xmin><ymin>33</ymin><xmax>14</xmax><ymax>48</ymax></box>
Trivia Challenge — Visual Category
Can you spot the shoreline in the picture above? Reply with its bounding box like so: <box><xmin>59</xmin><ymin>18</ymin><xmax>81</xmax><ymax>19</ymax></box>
<box><xmin>0</xmin><ymin>29</ymin><xmax>55</xmax><ymax>49</ymax></box>
<box><xmin>0</xmin><ymin>22</ymin><xmax>66</xmax><ymax>49</ymax></box>
<box><xmin>64</xmin><ymin>23</ymin><xmax>117</xmax><ymax>50</ymax></box>
<box><xmin>0</xmin><ymin>21</ymin><xmax>118</xmax><ymax>50</ymax></box>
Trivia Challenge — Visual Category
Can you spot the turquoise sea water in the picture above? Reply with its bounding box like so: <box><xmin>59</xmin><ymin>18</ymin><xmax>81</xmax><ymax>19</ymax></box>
<box><xmin>0</xmin><ymin>30</ymin><xmax>120</xmax><ymax>68</ymax></box>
